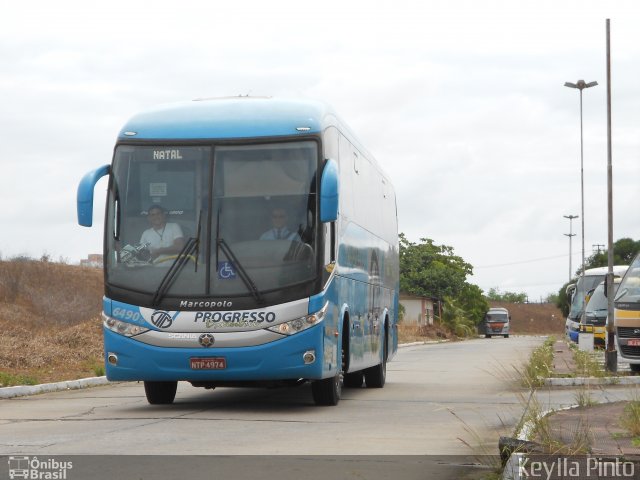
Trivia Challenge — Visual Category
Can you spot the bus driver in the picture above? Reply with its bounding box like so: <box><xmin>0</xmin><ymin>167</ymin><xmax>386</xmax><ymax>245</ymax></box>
<box><xmin>140</xmin><ymin>205</ymin><xmax>185</xmax><ymax>262</ymax></box>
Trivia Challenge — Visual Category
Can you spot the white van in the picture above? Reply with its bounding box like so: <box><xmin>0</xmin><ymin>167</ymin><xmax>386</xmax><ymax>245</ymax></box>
<box><xmin>482</xmin><ymin>307</ymin><xmax>510</xmax><ymax>338</ymax></box>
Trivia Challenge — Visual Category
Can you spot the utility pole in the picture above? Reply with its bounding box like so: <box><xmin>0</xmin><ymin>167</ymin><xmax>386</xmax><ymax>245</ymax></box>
<box><xmin>593</xmin><ymin>244</ymin><xmax>605</xmax><ymax>255</ymax></box>
<box><xmin>564</xmin><ymin>214</ymin><xmax>578</xmax><ymax>282</ymax></box>
<box><xmin>605</xmin><ymin>19</ymin><xmax>616</xmax><ymax>372</ymax></box>
<box><xmin>565</xmin><ymin>78</ymin><xmax>598</xmax><ymax>327</ymax></box>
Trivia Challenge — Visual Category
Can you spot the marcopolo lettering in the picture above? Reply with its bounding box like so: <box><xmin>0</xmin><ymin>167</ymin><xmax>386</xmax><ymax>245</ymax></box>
<box><xmin>195</xmin><ymin>311</ymin><xmax>276</xmax><ymax>323</ymax></box>
<box><xmin>180</xmin><ymin>300</ymin><xmax>233</xmax><ymax>308</ymax></box>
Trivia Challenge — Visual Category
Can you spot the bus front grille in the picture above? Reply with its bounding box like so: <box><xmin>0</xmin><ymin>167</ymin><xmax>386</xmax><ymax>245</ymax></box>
<box><xmin>617</xmin><ymin>327</ymin><xmax>640</xmax><ymax>339</ymax></box>
<box><xmin>620</xmin><ymin>345</ymin><xmax>640</xmax><ymax>358</ymax></box>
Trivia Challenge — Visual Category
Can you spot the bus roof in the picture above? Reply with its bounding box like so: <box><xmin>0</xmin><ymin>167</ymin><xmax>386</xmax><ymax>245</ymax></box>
<box><xmin>582</xmin><ymin>265</ymin><xmax>628</xmax><ymax>276</ymax></box>
<box><xmin>117</xmin><ymin>97</ymin><xmax>340</xmax><ymax>140</ymax></box>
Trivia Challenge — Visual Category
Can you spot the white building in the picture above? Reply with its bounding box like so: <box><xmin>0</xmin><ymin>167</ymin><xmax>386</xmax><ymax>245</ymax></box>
<box><xmin>399</xmin><ymin>293</ymin><xmax>438</xmax><ymax>325</ymax></box>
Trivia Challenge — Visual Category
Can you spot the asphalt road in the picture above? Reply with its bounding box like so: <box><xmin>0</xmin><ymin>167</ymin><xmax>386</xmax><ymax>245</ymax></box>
<box><xmin>0</xmin><ymin>336</ymin><xmax>545</xmax><ymax>479</ymax></box>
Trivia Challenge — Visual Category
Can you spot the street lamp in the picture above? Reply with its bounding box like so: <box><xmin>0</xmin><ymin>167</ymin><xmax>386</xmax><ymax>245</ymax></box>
<box><xmin>563</xmin><ymin>214</ymin><xmax>578</xmax><ymax>283</ymax></box>
<box><xmin>565</xmin><ymin>79</ymin><xmax>598</xmax><ymax>324</ymax></box>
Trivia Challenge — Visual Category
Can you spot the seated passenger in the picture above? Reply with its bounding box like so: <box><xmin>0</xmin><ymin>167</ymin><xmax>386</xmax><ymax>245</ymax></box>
<box><xmin>260</xmin><ymin>208</ymin><xmax>300</xmax><ymax>241</ymax></box>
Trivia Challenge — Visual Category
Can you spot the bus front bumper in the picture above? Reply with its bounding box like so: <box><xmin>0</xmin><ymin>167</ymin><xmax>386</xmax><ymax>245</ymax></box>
<box><xmin>103</xmin><ymin>325</ymin><xmax>325</xmax><ymax>382</ymax></box>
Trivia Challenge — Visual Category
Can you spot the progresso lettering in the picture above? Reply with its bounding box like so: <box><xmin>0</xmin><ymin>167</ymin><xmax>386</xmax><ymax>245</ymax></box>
<box><xmin>195</xmin><ymin>311</ymin><xmax>276</xmax><ymax>324</ymax></box>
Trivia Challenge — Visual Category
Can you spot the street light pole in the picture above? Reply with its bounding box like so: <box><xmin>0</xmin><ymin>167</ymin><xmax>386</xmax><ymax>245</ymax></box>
<box><xmin>564</xmin><ymin>214</ymin><xmax>578</xmax><ymax>282</ymax></box>
<box><xmin>565</xmin><ymin>79</ymin><xmax>598</xmax><ymax>325</ymax></box>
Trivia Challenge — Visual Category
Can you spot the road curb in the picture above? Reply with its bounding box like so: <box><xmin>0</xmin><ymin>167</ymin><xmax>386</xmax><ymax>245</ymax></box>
<box><xmin>545</xmin><ymin>375</ymin><xmax>640</xmax><ymax>387</ymax></box>
<box><xmin>501</xmin><ymin>403</ymin><xmax>579</xmax><ymax>480</ymax></box>
<box><xmin>398</xmin><ymin>339</ymin><xmax>450</xmax><ymax>348</ymax></box>
<box><xmin>0</xmin><ymin>341</ymin><xmax>446</xmax><ymax>399</ymax></box>
<box><xmin>0</xmin><ymin>376</ymin><xmax>110</xmax><ymax>399</ymax></box>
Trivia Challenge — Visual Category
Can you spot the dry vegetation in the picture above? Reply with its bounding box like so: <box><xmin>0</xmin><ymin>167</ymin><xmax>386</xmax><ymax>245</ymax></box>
<box><xmin>0</xmin><ymin>260</ymin><xmax>104</xmax><ymax>385</ymax></box>
<box><xmin>0</xmin><ymin>259</ymin><xmax>565</xmax><ymax>387</ymax></box>
<box><xmin>397</xmin><ymin>322</ymin><xmax>459</xmax><ymax>343</ymax></box>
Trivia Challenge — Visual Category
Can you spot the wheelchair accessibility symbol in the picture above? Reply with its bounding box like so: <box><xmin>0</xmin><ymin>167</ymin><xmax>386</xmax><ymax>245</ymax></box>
<box><xmin>217</xmin><ymin>261</ymin><xmax>237</xmax><ymax>279</ymax></box>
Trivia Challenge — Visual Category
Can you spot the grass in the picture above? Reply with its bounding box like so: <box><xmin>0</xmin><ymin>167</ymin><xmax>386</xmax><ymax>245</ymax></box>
<box><xmin>519</xmin><ymin>337</ymin><xmax>555</xmax><ymax>388</ymax></box>
<box><xmin>620</xmin><ymin>399</ymin><xmax>640</xmax><ymax>437</ymax></box>
<box><xmin>571</xmin><ymin>345</ymin><xmax>606</xmax><ymax>378</ymax></box>
<box><xmin>509</xmin><ymin>337</ymin><xmax>597</xmax><ymax>456</ymax></box>
<box><xmin>0</xmin><ymin>371</ymin><xmax>39</xmax><ymax>387</ymax></box>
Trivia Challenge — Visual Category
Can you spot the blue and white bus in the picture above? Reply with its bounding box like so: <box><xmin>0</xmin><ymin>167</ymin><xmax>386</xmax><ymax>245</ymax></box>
<box><xmin>77</xmin><ymin>97</ymin><xmax>399</xmax><ymax>406</ymax></box>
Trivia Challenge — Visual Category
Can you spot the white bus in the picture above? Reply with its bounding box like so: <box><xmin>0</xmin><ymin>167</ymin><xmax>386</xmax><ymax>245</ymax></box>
<box><xmin>565</xmin><ymin>265</ymin><xmax>628</xmax><ymax>343</ymax></box>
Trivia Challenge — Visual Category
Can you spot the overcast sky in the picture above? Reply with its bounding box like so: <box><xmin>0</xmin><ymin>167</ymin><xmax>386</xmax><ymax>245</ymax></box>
<box><xmin>1</xmin><ymin>0</ymin><xmax>639</xmax><ymax>300</ymax></box>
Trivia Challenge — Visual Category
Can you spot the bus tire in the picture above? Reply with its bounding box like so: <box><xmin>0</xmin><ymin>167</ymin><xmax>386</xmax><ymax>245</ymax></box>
<box><xmin>344</xmin><ymin>371</ymin><xmax>364</xmax><ymax>388</ymax></box>
<box><xmin>631</xmin><ymin>364</ymin><xmax>640</xmax><ymax>373</ymax></box>
<box><xmin>144</xmin><ymin>381</ymin><xmax>177</xmax><ymax>404</ymax></box>
<box><xmin>311</xmin><ymin>345</ymin><xmax>346</xmax><ymax>406</ymax></box>
<box><xmin>311</xmin><ymin>352</ymin><xmax>343</xmax><ymax>406</ymax></box>
<box><xmin>364</xmin><ymin>333</ymin><xmax>387</xmax><ymax>388</ymax></box>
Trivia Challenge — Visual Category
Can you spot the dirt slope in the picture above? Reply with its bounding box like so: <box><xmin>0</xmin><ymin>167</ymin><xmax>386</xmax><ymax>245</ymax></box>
<box><xmin>489</xmin><ymin>301</ymin><xmax>564</xmax><ymax>335</ymax></box>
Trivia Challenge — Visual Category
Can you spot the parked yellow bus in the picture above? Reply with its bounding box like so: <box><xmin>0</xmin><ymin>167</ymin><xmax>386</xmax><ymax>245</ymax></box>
<box><xmin>615</xmin><ymin>253</ymin><xmax>640</xmax><ymax>372</ymax></box>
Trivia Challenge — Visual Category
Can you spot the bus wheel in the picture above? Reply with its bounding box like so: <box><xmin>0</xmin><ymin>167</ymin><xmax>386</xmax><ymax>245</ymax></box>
<box><xmin>311</xmin><ymin>374</ymin><xmax>342</xmax><ymax>406</ymax></box>
<box><xmin>311</xmin><ymin>353</ymin><xmax>343</xmax><ymax>406</ymax></box>
<box><xmin>144</xmin><ymin>381</ymin><xmax>177</xmax><ymax>404</ymax></box>
<box><xmin>631</xmin><ymin>364</ymin><xmax>640</xmax><ymax>373</ymax></box>
<box><xmin>364</xmin><ymin>337</ymin><xmax>387</xmax><ymax>388</ymax></box>
<box><xmin>344</xmin><ymin>371</ymin><xmax>364</xmax><ymax>388</ymax></box>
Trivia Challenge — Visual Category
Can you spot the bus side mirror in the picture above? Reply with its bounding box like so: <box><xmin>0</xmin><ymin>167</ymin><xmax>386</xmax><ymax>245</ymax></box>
<box><xmin>566</xmin><ymin>284</ymin><xmax>576</xmax><ymax>304</ymax></box>
<box><xmin>604</xmin><ymin>273</ymin><xmax>618</xmax><ymax>298</ymax></box>
<box><xmin>77</xmin><ymin>165</ymin><xmax>110</xmax><ymax>227</ymax></box>
<box><xmin>320</xmin><ymin>159</ymin><xmax>339</xmax><ymax>223</ymax></box>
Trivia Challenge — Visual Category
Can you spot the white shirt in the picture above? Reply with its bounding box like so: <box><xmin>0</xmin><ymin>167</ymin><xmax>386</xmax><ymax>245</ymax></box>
<box><xmin>259</xmin><ymin>227</ymin><xmax>299</xmax><ymax>241</ymax></box>
<box><xmin>140</xmin><ymin>223</ymin><xmax>184</xmax><ymax>262</ymax></box>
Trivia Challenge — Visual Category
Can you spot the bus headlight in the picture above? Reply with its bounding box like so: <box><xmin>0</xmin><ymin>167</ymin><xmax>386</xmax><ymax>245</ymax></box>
<box><xmin>103</xmin><ymin>313</ymin><xmax>149</xmax><ymax>337</ymax></box>
<box><xmin>268</xmin><ymin>302</ymin><xmax>328</xmax><ymax>336</ymax></box>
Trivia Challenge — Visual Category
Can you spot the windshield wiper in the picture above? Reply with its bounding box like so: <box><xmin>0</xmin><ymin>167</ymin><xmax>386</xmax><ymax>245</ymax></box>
<box><xmin>194</xmin><ymin>210</ymin><xmax>203</xmax><ymax>272</ymax></box>
<box><xmin>152</xmin><ymin>236</ymin><xmax>199</xmax><ymax>307</ymax></box>
<box><xmin>215</xmin><ymin>207</ymin><xmax>264</xmax><ymax>304</ymax></box>
<box><xmin>615</xmin><ymin>288</ymin><xmax>628</xmax><ymax>301</ymax></box>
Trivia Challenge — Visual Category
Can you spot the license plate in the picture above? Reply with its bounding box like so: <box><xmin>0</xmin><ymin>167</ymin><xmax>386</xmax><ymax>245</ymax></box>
<box><xmin>190</xmin><ymin>357</ymin><xmax>227</xmax><ymax>370</ymax></box>
<box><xmin>628</xmin><ymin>339</ymin><xmax>640</xmax><ymax>347</ymax></box>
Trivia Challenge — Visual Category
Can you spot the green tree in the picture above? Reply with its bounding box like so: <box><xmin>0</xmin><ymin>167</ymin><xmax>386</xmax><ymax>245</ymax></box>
<box><xmin>581</xmin><ymin>238</ymin><xmax>640</xmax><ymax>273</ymax></box>
<box><xmin>486</xmin><ymin>287</ymin><xmax>528</xmax><ymax>303</ymax></box>
<box><xmin>399</xmin><ymin>233</ymin><xmax>472</xmax><ymax>299</ymax></box>
<box><xmin>441</xmin><ymin>296</ymin><xmax>477</xmax><ymax>337</ymax></box>
<box><xmin>555</xmin><ymin>281</ymin><xmax>573</xmax><ymax>317</ymax></box>
<box><xmin>399</xmin><ymin>233</ymin><xmax>488</xmax><ymax>333</ymax></box>
<box><xmin>457</xmin><ymin>283</ymin><xmax>489</xmax><ymax>326</ymax></box>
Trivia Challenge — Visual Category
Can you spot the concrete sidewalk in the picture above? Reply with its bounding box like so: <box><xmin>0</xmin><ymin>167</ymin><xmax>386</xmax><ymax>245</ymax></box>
<box><xmin>527</xmin><ymin>340</ymin><xmax>640</xmax><ymax>456</ymax></box>
<box><xmin>551</xmin><ymin>340</ymin><xmax>576</xmax><ymax>375</ymax></box>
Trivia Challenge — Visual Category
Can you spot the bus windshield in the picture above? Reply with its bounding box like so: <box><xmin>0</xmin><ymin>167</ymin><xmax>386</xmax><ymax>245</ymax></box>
<box><xmin>584</xmin><ymin>283</ymin><xmax>608</xmax><ymax>324</ymax></box>
<box><xmin>616</xmin><ymin>255</ymin><xmax>640</xmax><ymax>303</ymax></box>
<box><xmin>568</xmin><ymin>274</ymin><xmax>607</xmax><ymax>320</ymax></box>
<box><xmin>105</xmin><ymin>141</ymin><xmax>319</xmax><ymax>304</ymax></box>
<box><xmin>486</xmin><ymin>313</ymin><xmax>508</xmax><ymax>322</ymax></box>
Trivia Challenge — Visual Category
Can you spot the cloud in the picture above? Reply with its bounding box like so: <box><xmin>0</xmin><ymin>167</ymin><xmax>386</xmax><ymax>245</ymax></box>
<box><xmin>1</xmin><ymin>0</ymin><xmax>639</xmax><ymax>300</ymax></box>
